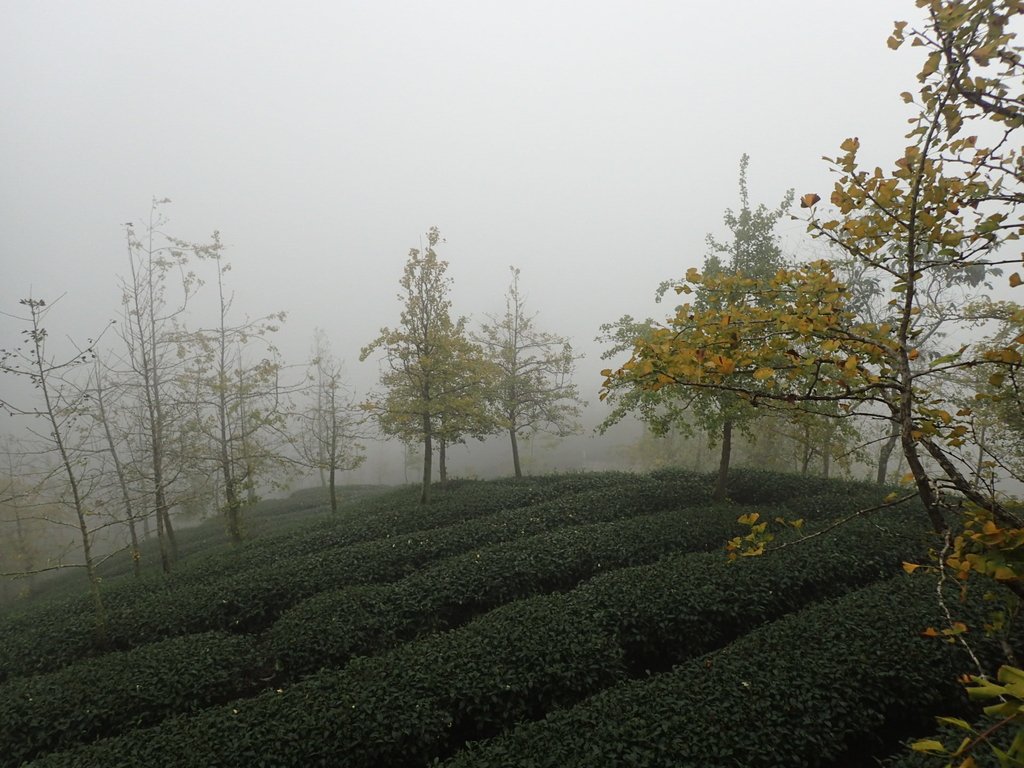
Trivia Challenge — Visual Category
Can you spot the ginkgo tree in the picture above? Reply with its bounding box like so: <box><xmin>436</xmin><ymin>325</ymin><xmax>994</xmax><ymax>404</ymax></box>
<box><xmin>601</xmin><ymin>155</ymin><xmax>795</xmax><ymax>500</ymax></box>
<box><xmin>604</xmin><ymin>0</ymin><xmax>1024</xmax><ymax>762</ymax></box>
<box><xmin>361</xmin><ymin>228</ymin><xmax>494</xmax><ymax>503</ymax></box>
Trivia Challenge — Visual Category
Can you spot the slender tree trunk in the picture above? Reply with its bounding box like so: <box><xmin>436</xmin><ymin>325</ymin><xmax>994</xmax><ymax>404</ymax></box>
<box><xmin>31</xmin><ymin>321</ymin><xmax>106</xmax><ymax>644</ymax></box>
<box><xmin>822</xmin><ymin>425</ymin><xmax>832</xmax><ymax>479</ymax></box>
<box><xmin>439</xmin><ymin>440</ymin><xmax>448</xmax><ymax>486</ymax></box>
<box><xmin>421</xmin><ymin>414</ymin><xmax>432</xmax><ymax>505</ymax></box>
<box><xmin>13</xmin><ymin>507</ymin><xmax>32</xmax><ymax>597</ymax></box>
<box><xmin>876</xmin><ymin>422</ymin><xmax>899</xmax><ymax>485</ymax></box>
<box><xmin>975</xmin><ymin>423</ymin><xmax>988</xmax><ymax>480</ymax></box>
<box><xmin>155</xmin><ymin>500</ymin><xmax>169</xmax><ymax>573</ymax></box>
<box><xmin>161</xmin><ymin>501</ymin><xmax>178</xmax><ymax>561</ymax></box>
<box><xmin>329</xmin><ymin>464</ymin><xmax>338</xmax><ymax>514</ymax></box>
<box><xmin>800</xmin><ymin>423</ymin><xmax>812</xmax><ymax>475</ymax></box>
<box><xmin>95</xmin><ymin>371</ymin><xmax>142</xmax><ymax>577</ymax></box>
<box><xmin>224</xmin><ymin>478</ymin><xmax>242</xmax><ymax>543</ymax></box>
<box><xmin>329</xmin><ymin>420</ymin><xmax>339</xmax><ymax>514</ymax></box>
<box><xmin>713</xmin><ymin>419</ymin><xmax>732</xmax><ymax>502</ymax></box>
<box><xmin>510</xmin><ymin>428</ymin><xmax>522</xmax><ymax>478</ymax></box>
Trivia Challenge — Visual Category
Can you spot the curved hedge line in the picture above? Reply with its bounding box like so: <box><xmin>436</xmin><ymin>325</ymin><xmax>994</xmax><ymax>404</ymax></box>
<box><xmin>266</xmin><ymin>504</ymin><xmax>745</xmax><ymax>676</ymax></box>
<box><xmin>0</xmin><ymin>470</ymin><xmax>713</xmax><ymax>683</ymax></box>
<box><xmin>442</xmin><ymin>574</ymin><xmax>1005</xmax><ymax>768</ymax></box>
<box><xmin>26</xmin><ymin>514</ymin><xmax>929</xmax><ymax>767</ymax></box>
<box><xmin>0</xmin><ymin>631</ymin><xmax>258</xmax><ymax>768</ymax></box>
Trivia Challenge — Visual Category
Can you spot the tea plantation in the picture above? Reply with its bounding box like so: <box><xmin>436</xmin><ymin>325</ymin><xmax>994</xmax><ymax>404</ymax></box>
<box><xmin>0</xmin><ymin>469</ymin><xmax>1012</xmax><ymax>767</ymax></box>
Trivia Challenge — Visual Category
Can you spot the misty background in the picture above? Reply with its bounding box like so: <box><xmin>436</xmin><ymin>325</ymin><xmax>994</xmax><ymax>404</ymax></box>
<box><xmin>1</xmin><ymin>1</ymin><xmax>923</xmax><ymax>485</ymax></box>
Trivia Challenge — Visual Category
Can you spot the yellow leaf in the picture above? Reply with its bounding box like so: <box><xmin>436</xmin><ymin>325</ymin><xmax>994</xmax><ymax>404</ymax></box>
<box><xmin>907</xmin><ymin>348</ymin><xmax>919</xmax><ymax>360</ymax></box>
<box><xmin>990</xmin><ymin>372</ymin><xmax>1006</xmax><ymax>388</ymax></box>
<box><xmin>902</xmin><ymin>562</ymin><xmax>921</xmax><ymax>574</ymax></box>
<box><xmin>840</xmin><ymin>137</ymin><xmax>860</xmax><ymax>153</ymax></box>
<box><xmin>737</xmin><ymin>512</ymin><xmax>760</xmax><ymax>526</ymax></box>
<box><xmin>752</xmin><ymin>367</ymin><xmax>775</xmax><ymax>380</ymax></box>
<box><xmin>800</xmin><ymin>193</ymin><xmax>820</xmax><ymax>208</ymax></box>
<box><xmin>910</xmin><ymin>739</ymin><xmax>946</xmax><ymax>753</ymax></box>
<box><xmin>994</xmin><ymin>565</ymin><xmax>1016</xmax><ymax>581</ymax></box>
<box><xmin>900</xmin><ymin>472</ymin><xmax>916</xmax><ymax>485</ymax></box>
<box><xmin>1011</xmin><ymin>272</ymin><xmax>1022</xmax><ymax>288</ymax></box>
<box><xmin>920</xmin><ymin>51</ymin><xmax>941</xmax><ymax>78</ymax></box>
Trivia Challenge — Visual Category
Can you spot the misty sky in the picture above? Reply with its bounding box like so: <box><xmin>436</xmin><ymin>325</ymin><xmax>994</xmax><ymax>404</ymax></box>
<box><xmin>0</xmin><ymin>1</ymin><xmax>929</xmax><ymax>475</ymax></box>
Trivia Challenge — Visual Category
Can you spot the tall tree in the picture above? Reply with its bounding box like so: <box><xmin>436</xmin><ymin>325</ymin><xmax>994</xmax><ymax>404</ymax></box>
<box><xmin>116</xmin><ymin>199</ymin><xmax>216</xmax><ymax>571</ymax></box>
<box><xmin>603</xmin><ymin>0</ymin><xmax>1024</xmax><ymax>608</ymax></box>
<box><xmin>179</xmin><ymin>249</ymin><xmax>289</xmax><ymax>543</ymax></box>
<box><xmin>476</xmin><ymin>267</ymin><xmax>583</xmax><ymax>478</ymax></box>
<box><xmin>0</xmin><ymin>298</ymin><xmax>109</xmax><ymax>640</ymax></box>
<box><xmin>294</xmin><ymin>329</ymin><xmax>365</xmax><ymax>513</ymax></box>
<box><xmin>88</xmin><ymin>361</ymin><xmax>143</xmax><ymax>577</ymax></box>
<box><xmin>602</xmin><ymin>156</ymin><xmax>793</xmax><ymax>500</ymax></box>
<box><xmin>360</xmin><ymin>227</ymin><xmax>487</xmax><ymax>503</ymax></box>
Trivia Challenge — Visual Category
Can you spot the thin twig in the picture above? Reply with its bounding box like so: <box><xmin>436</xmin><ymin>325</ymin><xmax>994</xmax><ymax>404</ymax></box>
<box><xmin>766</xmin><ymin>490</ymin><xmax>919</xmax><ymax>552</ymax></box>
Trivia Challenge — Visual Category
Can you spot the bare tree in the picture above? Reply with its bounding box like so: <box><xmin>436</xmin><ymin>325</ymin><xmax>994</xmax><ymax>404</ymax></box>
<box><xmin>0</xmin><ymin>297</ymin><xmax>109</xmax><ymax>640</ymax></box>
<box><xmin>115</xmin><ymin>198</ymin><xmax>216</xmax><ymax>570</ymax></box>
<box><xmin>294</xmin><ymin>329</ymin><xmax>365</xmax><ymax>513</ymax></box>
<box><xmin>179</xmin><ymin>250</ymin><xmax>290</xmax><ymax>543</ymax></box>
<box><xmin>476</xmin><ymin>267</ymin><xmax>583</xmax><ymax>478</ymax></box>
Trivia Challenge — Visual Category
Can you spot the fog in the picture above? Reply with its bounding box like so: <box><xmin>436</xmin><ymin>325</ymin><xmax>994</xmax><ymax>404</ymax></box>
<box><xmin>1</xmin><ymin>1</ymin><xmax>924</xmax><ymax>487</ymax></box>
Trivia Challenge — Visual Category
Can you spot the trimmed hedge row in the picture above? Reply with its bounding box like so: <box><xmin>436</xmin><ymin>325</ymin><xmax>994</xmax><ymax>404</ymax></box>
<box><xmin>0</xmin><ymin>470</ymin><xmax>717</xmax><ymax>683</ymax></box>
<box><xmin>266</xmin><ymin>504</ymin><xmax>746</xmax><ymax>676</ymax></box>
<box><xmin>0</xmin><ymin>631</ymin><xmax>258</xmax><ymax>768</ymax></box>
<box><xmin>27</xmin><ymin>514</ymin><xmax>929</xmax><ymax>767</ymax></box>
<box><xmin>7</xmin><ymin>498</ymin><xmax>888</xmax><ymax>765</ymax></box>
<box><xmin>442</xmin><ymin>574</ymin><xmax>1005</xmax><ymax>768</ymax></box>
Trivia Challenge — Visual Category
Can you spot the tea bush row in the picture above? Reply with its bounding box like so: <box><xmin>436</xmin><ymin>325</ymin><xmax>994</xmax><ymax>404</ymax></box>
<box><xmin>442</xmin><ymin>574</ymin><xmax>1005</xmax><ymax>768</ymax></box>
<box><xmin>0</xmin><ymin>470</ymin><xmax>720</xmax><ymax>684</ymax></box>
<box><xmin>6</xmin><ymin>504</ymin><xmax>740</xmax><ymax>762</ymax></box>
<box><xmin>27</xmin><ymin>515</ymin><xmax>927</xmax><ymax>767</ymax></box>
<box><xmin>266</xmin><ymin>504</ymin><xmax>746</xmax><ymax>676</ymax></box>
<box><xmin>0</xmin><ymin>631</ymin><xmax>258</xmax><ymax>768</ymax></box>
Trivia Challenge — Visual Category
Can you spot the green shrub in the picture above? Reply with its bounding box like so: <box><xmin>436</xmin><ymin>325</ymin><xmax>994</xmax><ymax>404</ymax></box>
<box><xmin>28</xmin><ymin>515</ymin><xmax>930</xmax><ymax>767</ymax></box>
<box><xmin>266</xmin><ymin>505</ymin><xmax>744</xmax><ymax>676</ymax></box>
<box><xmin>0</xmin><ymin>470</ymin><xmax>722</xmax><ymax>683</ymax></box>
<box><xmin>442</xmin><ymin>574</ymin><xmax>1007</xmax><ymax>768</ymax></box>
<box><xmin>0</xmin><ymin>631</ymin><xmax>257</xmax><ymax>767</ymax></box>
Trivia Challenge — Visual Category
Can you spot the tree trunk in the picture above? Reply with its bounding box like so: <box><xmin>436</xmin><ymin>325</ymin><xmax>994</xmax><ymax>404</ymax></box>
<box><xmin>975</xmin><ymin>423</ymin><xmax>988</xmax><ymax>480</ymax></box>
<box><xmin>713</xmin><ymin>419</ymin><xmax>732</xmax><ymax>502</ymax></box>
<box><xmin>800</xmin><ymin>423</ymin><xmax>812</xmax><ymax>476</ymax></box>
<box><xmin>96</xmin><ymin>374</ymin><xmax>142</xmax><ymax>577</ymax></box>
<box><xmin>876</xmin><ymin>422</ymin><xmax>899</xmax><ymax>485</ymax></box>
<box><xmin>161</xmin><ymin>504</ymin><xmax>178</xmax><ymax>561</ymax></box>
<box><xmin>510</xmin><ymin>428</ymin><xmax>522</xmax><ymax>478</ymax></box>
<box><xmin>155</xmin><ymin>501</ymin><xmax>169</xmax><ymax>573</ymax></box>
<box><xmin>329</xmin><ymin>464</ymin><xmax>338</xmax><ymax>514</ymax></box>
<box><xmin>822</xmin><ymin>429</ymin><xmax>832</xmax><ymax>479</ymax></box>
<box><xmin>439</xmin><ymin>440</ymin><xmax>448</xmax><ymax>487</ymax></box>
<box><xmin>224</xmin><ymin>478</ymin><xmax>242</xmax><ymax>544</ymax></box>
<box><xmin>421</xmin><ymin>414</ymin><xmax>432</xmax><ymax>505</ymax></box>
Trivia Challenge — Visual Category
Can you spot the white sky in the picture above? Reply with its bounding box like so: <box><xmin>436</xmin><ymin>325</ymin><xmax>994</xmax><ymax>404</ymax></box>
<box><xmin>0</xmin><ymin>1</ymin><xmax>934</xmax><ymax>476</ymax></box>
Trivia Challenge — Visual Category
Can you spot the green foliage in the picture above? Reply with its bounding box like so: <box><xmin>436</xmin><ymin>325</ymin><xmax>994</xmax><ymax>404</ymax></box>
<box><xmin>360</xmin><ymin>227</ymin><xmax>496</xmax><ymax>500</ymax></box>
<box><xmin>266</xmin><ymin>504</ymin><xmax>742</xmax><ymax>676</ymax></box>
<box><xmin>442</xmin><ymin>574</ymin><xmax>1008</xmax><ymax>768</ymax></box>
<box><xmin>0</xmin><ymin>470</ymin><xmax>712</xmax><ymax>682</ymax></box>
<box><xmin>0</xmin><ymin>631</ymin><xmax>256</xmax><ymax>767</ymax></box>
<box><xmin>27</xmin><ymin>499</ymin><xmax>928</xmax><ymax>767</ymax></box>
